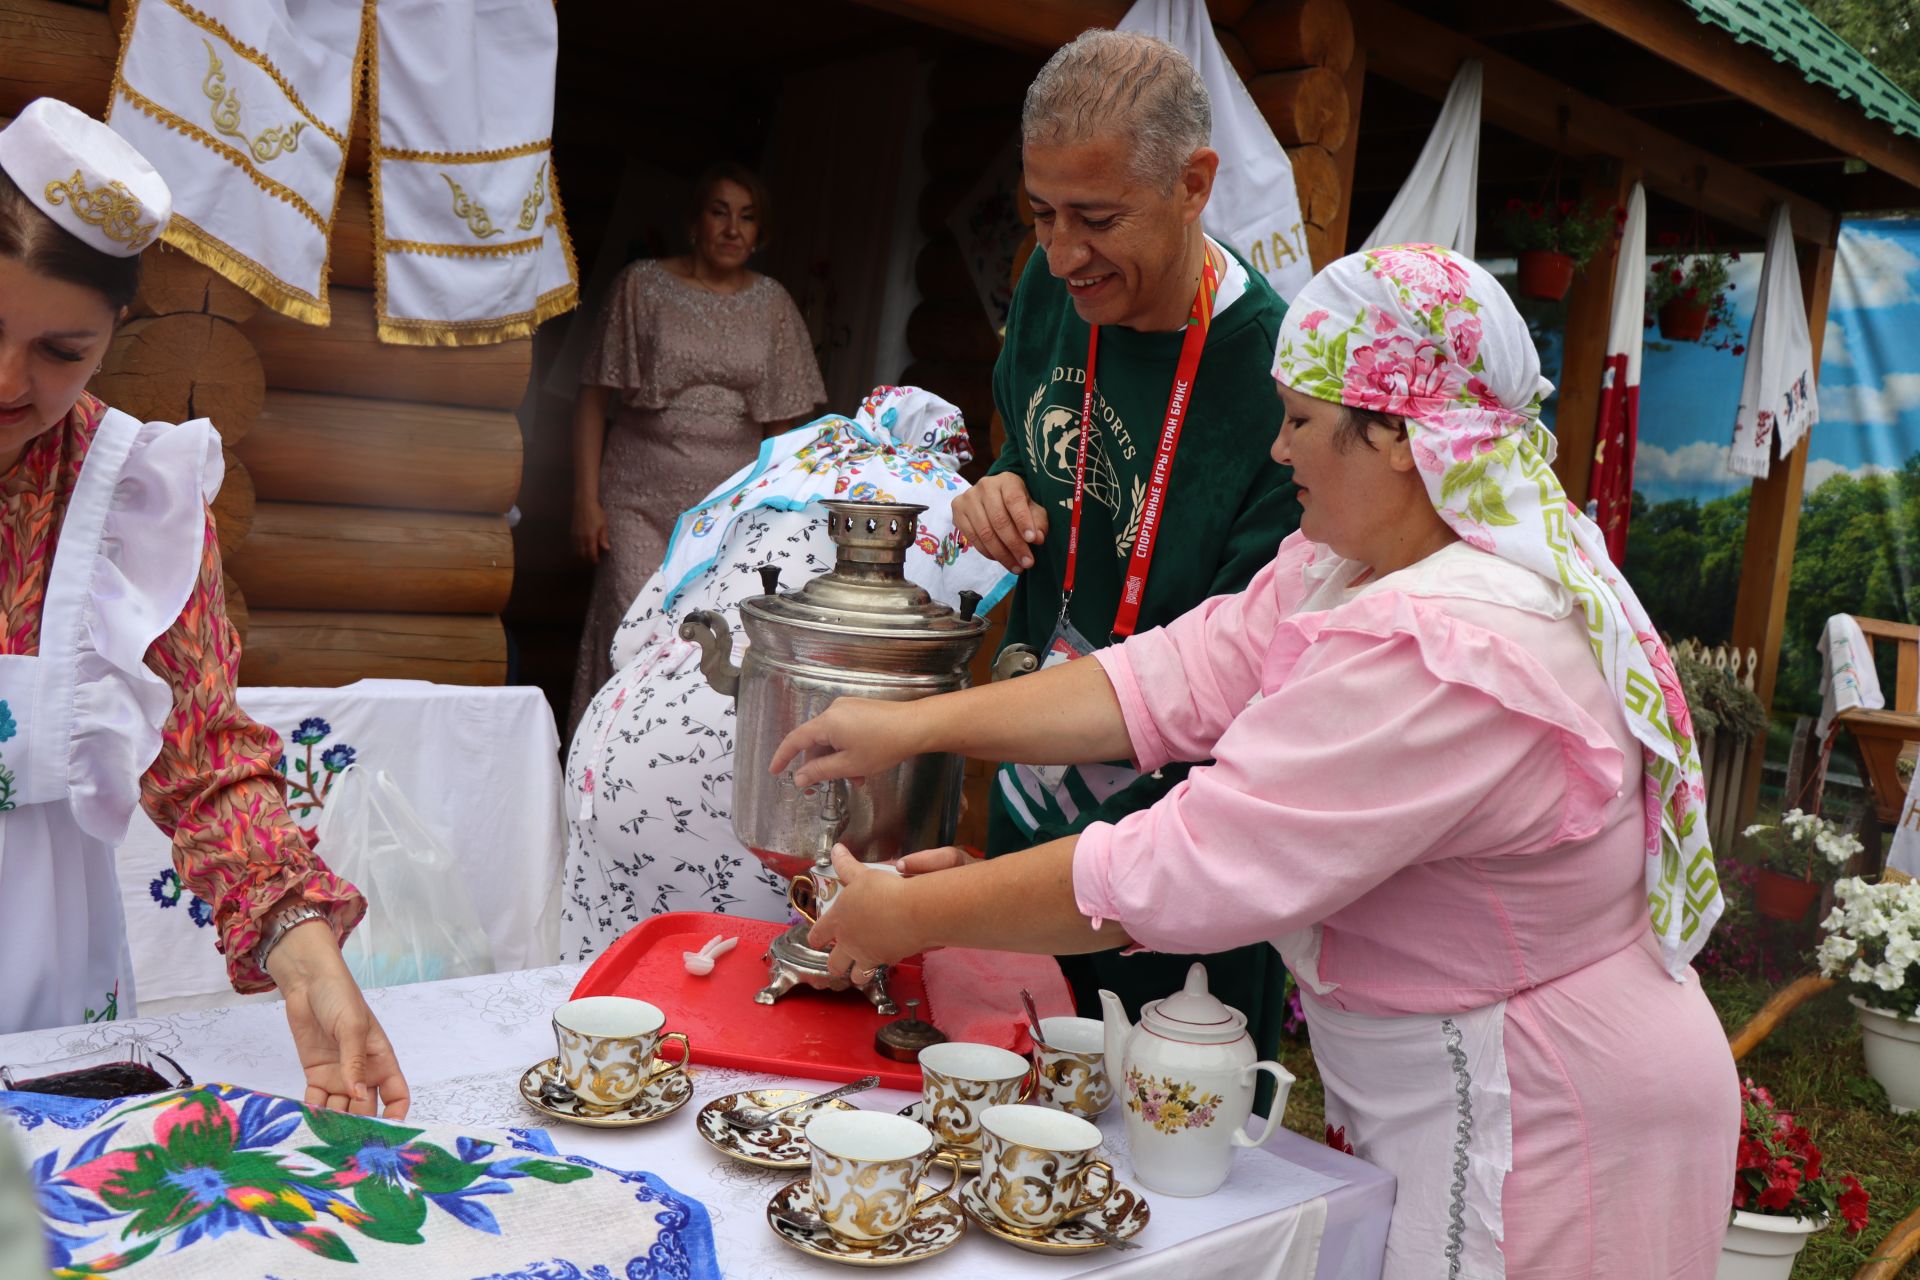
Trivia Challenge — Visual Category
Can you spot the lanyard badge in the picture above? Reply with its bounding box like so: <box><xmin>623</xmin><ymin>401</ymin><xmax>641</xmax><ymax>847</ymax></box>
<box><xmin>1059</xmin><ymin>244</ymin><xmax>1220</xmax><ymax>644</ymax></box>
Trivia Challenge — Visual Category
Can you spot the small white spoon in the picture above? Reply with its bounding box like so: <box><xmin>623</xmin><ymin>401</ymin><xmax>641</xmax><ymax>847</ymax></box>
<box><xmin>682</xmin><ymin>934</ymin><xmax>739</xmax><ymax>976</ymax></box>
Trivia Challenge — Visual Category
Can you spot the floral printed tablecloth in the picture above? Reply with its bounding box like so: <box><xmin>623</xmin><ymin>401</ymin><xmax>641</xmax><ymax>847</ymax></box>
<box><xmin>113</xmin><ymin>681</ymin><xmax>567</xmax><ymax>1012</ymax></box>
<box><xmin>6</xmin><ymin>1083</ymin><xmax>716</xmax><ymax>1278</ymax></box>
<box><xmin>0</xmin><ymin>964</ymin><xmax>1393</xmax><ymax>1279</ymax></box>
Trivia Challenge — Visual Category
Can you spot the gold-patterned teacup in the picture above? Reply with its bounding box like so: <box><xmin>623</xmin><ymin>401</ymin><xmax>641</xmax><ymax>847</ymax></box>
<box><xmin>552</xmin><ymin>996</ymin><xmax>690</xmax><ymax>1109</ymax></box>
<box><xmin>1034</xmin><ymin>1016</ymin><xmax>1114</xmax><ymax>1118</ymax></box>
<box><xmin>917</xmin><ymin>1041</ymin><xmax>1034</xmax><ymax>1154</ymax></box>
<box><xmin>978</xmin><ymin>1103</ymin><xmax>1116</xmax><ymax>1233</ymax></box>
<box><xmin>804</xmin><ymin>1110</ymin><xmax>959</xmax><ymax>1246</ymax></box>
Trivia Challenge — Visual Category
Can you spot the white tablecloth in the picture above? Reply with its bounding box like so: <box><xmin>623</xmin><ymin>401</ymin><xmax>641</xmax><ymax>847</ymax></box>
<box><xmin>114</xmin><ymin>680</ymin><xmax>567</xmax><ymax>1010</ymax></box>
<box><xmin>0</xmin><ymin>965</ymin><xmax>1394</xmax><ymax>1279</ymax></box>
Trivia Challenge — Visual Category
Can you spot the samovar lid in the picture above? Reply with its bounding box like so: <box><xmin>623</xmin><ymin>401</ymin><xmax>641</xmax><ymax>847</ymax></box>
<box><xmin>746</xmin><ymin>500</ymin><xmax>989</xmax><ymax>637</ymax></box>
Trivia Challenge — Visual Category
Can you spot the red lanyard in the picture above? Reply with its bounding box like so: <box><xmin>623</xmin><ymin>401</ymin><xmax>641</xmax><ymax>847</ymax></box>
<box><xmin>1062</xmin><ymin>246</ymin><xmax>1220</xmax><ymax>640</ymax></box>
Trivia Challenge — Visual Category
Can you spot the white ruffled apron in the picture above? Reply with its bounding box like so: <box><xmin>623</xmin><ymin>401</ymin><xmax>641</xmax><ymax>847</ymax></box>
<box><xmin>0</xmin><ymin>407</ymin><xmax>219</xmax><ymax>1034</ymax></box>
<box><xmin>1275</xmin><ymin>545</ymin><xmax>1533</xmax><ymax>1279</ymax></box>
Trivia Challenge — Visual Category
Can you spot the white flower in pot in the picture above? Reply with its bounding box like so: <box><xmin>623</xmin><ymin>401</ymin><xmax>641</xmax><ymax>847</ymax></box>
<box><xmin>1816</xmin><ymin>875</ymin><xmax>1920</xmax><ymax>1113</ymax></box>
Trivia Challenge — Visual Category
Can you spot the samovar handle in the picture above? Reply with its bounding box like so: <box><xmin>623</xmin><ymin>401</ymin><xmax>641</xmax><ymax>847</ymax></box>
<box><xmin>677</xmin><ymin>610</ymin><xmax>740</xmax><ymax>698</ymax></box>
<box><xmin>992</xmin><ymin>644</ymin><xmax>1040</xmax><ymax>681</ymax></box>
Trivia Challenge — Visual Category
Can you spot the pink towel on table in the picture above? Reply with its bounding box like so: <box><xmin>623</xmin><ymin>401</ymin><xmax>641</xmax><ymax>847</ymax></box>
<box><xmin>922</xmin><ymin>948</ymin><xmax>1074</xmax><ymax>1054</ymax></box>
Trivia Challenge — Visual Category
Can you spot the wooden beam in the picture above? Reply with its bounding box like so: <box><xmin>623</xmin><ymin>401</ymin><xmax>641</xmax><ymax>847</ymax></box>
<box><xmin>847</xmin><ymin>0</ymin><xmax>1123</xmax><ymax>54</ymax></box>
<box><xmin>1551</xmin><ymin>158</ymin><xmax>1637</xmax><ymax>508</ymax></box>
<box><xmin>1547</xmin><ymin>0</ymin><xmax>1920</xmax><ymax>195</ymax></box>
<box><xmin>1322</xmin><ymin>46</ymin><xmax>1367</xmax><ymax>262</ymax></box>
<box><xmin>1352</xmin><ymin>0</ymin><xmax>1835</xmax><ymax>245</ymax></box>
<box><xmin>1731</xmin><ymin>233</ymin><xmax>1839</xmax><ymax>825</ymax></box>
<box><xmin>1452</xmin><ymin>0</ymin><xmax>1588</xmax><ymax>38</ymax></box>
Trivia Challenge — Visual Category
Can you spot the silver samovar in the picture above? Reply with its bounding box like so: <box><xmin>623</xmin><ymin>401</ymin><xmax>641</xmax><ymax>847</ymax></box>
<box><xmin>678</xmin><ymin>500</ymin><xmax>1034</xmax><ymax>1014</ymax></box>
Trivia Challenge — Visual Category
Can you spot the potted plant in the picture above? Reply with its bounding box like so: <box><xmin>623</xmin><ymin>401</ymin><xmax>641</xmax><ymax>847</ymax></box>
<box><xmin>1720</xmin><ymin>1077</ymin><xmax>1868</xmax><ymax>1279</ymax></box>
<box><xmin>1647</xmin><ymin>235</ymin><xmax>1742</xmax><ymax>347</ymax></box>
<box><xmin>1496</xmin><ymin>198</ymin><xmax>1622</xmax><ymax>301</ymax></box>
<box><xmin>1817</xmin><ymin>875</ymin><xmax>1920</xmax><ymax>1112</ymax></box>
<box><xmin>1740</xmin><ymin>809</ymin><xmax>1863</xmax><ymax>921</ymax></box>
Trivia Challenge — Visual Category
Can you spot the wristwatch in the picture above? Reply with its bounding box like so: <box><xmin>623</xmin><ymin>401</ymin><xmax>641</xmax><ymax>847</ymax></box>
<box><xmin>255</xmin><ymin>901</ymin><xmax>327</xmax><ymax>970</ymax></box>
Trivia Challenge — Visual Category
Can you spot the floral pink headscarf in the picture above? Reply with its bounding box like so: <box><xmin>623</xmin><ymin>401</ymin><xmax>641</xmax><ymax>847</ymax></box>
<box><xmin>1272</xmin><ymin>244</ymin><xmax>1721</xmax><ymax>979</ymax></box>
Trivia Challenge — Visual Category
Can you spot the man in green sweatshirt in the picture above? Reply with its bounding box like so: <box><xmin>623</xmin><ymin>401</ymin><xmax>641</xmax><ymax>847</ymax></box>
<box><xmin>952</xmin><ymin>29</ymin><xmax>1302</xmax><ymax>1073</ymax></box>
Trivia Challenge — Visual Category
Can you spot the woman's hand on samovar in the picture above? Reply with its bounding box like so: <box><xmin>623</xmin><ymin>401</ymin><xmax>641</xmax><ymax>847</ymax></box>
<box><xmin>770</xmin><ymin>697</ymin><xmax>928</xmax><ymax>787</ymax></box>
<box><xmin>808</xmin><ymin>844</ymin><xmax>930</xmax><ymax>982</ymax></box>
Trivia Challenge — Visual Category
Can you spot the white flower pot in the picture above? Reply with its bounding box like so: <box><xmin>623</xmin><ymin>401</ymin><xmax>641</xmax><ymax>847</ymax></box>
<box><xmin>1715</xmin><ymin>1210</ymin><xmax>1824</xmax><ymax>1280</ymax></box>
<box><xmin>1852</xmin><ymin>995</ymin><xmax>1920</xmax><ymax>1114</ymax></box>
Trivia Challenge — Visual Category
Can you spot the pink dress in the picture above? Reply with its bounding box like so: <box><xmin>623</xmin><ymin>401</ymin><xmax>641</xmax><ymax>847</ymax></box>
<box><xmin>1076</xmin><ymin>533</ymin><xmax>1738</xmax><ymax>1278</ymax></box>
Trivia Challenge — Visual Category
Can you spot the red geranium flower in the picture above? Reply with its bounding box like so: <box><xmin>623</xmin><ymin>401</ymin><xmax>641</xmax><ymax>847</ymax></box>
<box><xmin>1838</xmin><ymin>1175</ymin><xmax>1869</xmax><ymax>1234</ymax></box>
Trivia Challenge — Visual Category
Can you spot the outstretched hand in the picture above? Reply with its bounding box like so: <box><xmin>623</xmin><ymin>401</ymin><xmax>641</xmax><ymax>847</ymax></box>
<box><xmin>269</xmin><ymin>923</ymin><xmax>411</xmax><ymax>1119</ymax></box>
<box><xmin>769</xmin><ymin>697</ymin><xmax>927</xmax><ymax>788</ymax></box>
<box><xmin>806</xmin><ymin>845</ymin><xmax>940</xmax><ymax>982</ymax></box>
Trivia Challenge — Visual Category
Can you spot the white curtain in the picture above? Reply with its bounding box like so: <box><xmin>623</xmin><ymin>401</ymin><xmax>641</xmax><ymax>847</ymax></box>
<box><xmin>1365</xmin><ymin>59</ymin><xmax>1482</xmax><ymax>255</ymax></box>
<box><xmin>1118</xmin><ymin>0</ymin><xmax>1314</xmax><ymax>300</ymax></box>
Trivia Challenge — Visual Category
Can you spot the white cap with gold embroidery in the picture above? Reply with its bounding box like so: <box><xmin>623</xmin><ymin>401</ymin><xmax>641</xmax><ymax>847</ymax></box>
<box><xmin>0</xmin><ymin>97</ymin><xmax>171</xmax><ymax>257</ymax></box>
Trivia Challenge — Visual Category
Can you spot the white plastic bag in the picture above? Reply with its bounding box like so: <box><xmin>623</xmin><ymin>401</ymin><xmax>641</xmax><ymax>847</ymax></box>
<box><xmin>316</xmin><ymin>765</ymin><xmax>495</xmax><ymax>989</ymax></box>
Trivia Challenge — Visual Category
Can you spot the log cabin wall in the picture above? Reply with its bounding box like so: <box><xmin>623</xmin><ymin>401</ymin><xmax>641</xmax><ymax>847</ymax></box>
<box><xmin>4</xmin><ymin>0</ymin><xmax>519</xmax><ymax>687</ymax></box>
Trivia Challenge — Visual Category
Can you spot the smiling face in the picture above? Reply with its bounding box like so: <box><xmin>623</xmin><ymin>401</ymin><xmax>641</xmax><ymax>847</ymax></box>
<box><xmin>1023</xmin><ymin>134</ymin><xmax>1216</xmax><ymax>332</ymax></box>
<box><xmin>0</xmin><ymin>255</ymin><xmax>118</xmax><ymax>472</ymax></box>
<box><xmin>1272</xmin><ymin>380</ymin><xmax>1453</xmax><ymax>570</ymax></box>
<box><xmin>689</xmin><ymin>177</ymin><xmax>759</xmax><ymax>275</ymax></box>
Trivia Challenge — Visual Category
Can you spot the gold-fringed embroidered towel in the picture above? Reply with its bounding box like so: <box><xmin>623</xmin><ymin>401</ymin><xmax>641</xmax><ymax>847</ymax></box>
<box><xmin>106</xmin><ymin>0</ymin><xmax>577</xmax><ymax>345</ymax></box>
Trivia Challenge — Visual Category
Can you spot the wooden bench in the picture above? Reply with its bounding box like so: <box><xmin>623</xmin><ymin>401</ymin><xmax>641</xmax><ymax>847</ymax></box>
<box><xmin>1834</xmin><ymin>615</ymin><xmax>1920</xmax><ymax>826</ymax></box>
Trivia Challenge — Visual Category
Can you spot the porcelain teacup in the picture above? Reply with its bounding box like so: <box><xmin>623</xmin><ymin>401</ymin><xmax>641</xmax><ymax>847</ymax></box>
<box><xmin>552</xmin><ymin>996</ymin><xmax>690</xmax><ymax>1109</ymax></box>
<box><xmin>805</xmin><ymin>1110</ymin><xmax>958</xmax><ymax>1246</ymax></box>
<box><xmin>1033</xmin><ymin>1015</ymin><xmax>1114</xmax><ymax>1118</ymax></box>
<box><xmin>918</xmin><ymin>1041</ymin><xmax>1035</xmax><ymax>1153</ymax></box>
<box><xmin>978</xmin><ymin>1103</ymin><xmax>1116</xmax><ymax>1232</ymax></box>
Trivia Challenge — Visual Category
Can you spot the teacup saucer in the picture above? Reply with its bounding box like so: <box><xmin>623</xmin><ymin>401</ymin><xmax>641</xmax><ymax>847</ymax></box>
<box><xmin>894</xmin><ymin>1100</ymin><xmax>982</xmax><ymax>1173</ymax></box>
<box><xmin>696</xmin><ymin>1088</ymin><xmax>861</xmax><ymax>1169</ymax></box>
<box><xmin>765</xmin><ymin>1177</ymin><xmax>965</xmax><ymax>1266</ymax></box>
<box><xmin>956</xmin><ymin>1174</ymin><xmax>1151</xmax><ymax>1254</ymax></box>
<box><xmin>516</xmin><ymin>1057</ymin><xmax>691</xmax><ymax>1128</ymax></box>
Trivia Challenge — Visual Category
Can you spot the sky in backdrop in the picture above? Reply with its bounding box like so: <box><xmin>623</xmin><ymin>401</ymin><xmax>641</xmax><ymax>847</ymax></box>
<box><xmin>1631</xmin><ymin>218</ymin><xmax>1920</xmax><ymax>505</ymax></box>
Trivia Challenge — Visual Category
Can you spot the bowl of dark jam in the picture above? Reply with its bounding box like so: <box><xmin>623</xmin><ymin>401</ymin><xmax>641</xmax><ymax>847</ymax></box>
<box><xmin>2</xmin><ymin>1042</ymin><xmax>191</xmax><ymax>1099</ymax></box>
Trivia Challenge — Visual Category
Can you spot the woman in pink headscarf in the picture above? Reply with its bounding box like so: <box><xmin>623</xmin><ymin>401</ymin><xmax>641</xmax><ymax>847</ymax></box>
<box><xmin>772</xmin><ymin>245</ymin><xmax>1739</xmax><ymax>1277</ymax></box>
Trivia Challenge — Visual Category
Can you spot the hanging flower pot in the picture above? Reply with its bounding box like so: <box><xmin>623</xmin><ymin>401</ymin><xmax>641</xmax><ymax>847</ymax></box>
<box><xmin>1851</xmin><ymin>997</ymin><xmax>1920</xmax><ymax>1114</ymax></box>
<box><xmin>1717</xmin><ymin>1210</ymin><xmax>1825</xmax><ymax>1280</ymax></box>
<box><xmin>1515</xmin><ymin>250</ymin><xmax>1576</xmax><ymax>302</ymax></box>
<box><xmin>1751</xmin><ymin>868</ymin><xmax>1820</xmax><ymax>921</ymax></box>
<box><xmin>1658</xmin><ymin>297</ymin><xmax>1711</xmax><ymax>342</ymax></box>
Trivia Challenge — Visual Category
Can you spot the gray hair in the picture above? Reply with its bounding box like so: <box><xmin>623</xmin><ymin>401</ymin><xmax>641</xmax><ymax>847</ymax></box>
<box><xmin>1022</xmin><ymin>29</ymin><xmax>1212</xmax><ymax>193</ymax></box>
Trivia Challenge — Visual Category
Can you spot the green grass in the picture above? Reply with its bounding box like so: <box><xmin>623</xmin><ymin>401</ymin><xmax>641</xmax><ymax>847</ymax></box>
<box><xmin>1268</xmin><ymin>976</ymin><xmax>1920</xmax><ymax>1276</ymax></box>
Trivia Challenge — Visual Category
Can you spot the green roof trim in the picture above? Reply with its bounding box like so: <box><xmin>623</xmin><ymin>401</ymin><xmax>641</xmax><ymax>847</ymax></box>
<box><xmin>1684</xmin><ymin>0</ymin><xmax>1920</xmax><ymax>141</ymax></box>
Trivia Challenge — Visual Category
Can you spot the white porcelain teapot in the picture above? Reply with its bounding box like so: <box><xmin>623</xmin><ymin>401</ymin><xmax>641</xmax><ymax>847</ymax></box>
<box><xmin>1100</xmin><ymin>963</ymin><xmax>1295</xmax><ymax>1197</ymax></box>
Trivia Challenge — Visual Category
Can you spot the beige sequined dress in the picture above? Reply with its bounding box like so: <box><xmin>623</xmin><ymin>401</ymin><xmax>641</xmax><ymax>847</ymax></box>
<box><xmin>571</xmin><ymin>259</ymin><xmax>825</xmax><ymax>729</ymax></box>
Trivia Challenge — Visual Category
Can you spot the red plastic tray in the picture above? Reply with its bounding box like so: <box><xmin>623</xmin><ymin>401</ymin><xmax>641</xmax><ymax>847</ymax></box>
<box><xmin>573</xmin><ymin>911</ymin><xmax>929</xmax><ymax>1091</ymax></box>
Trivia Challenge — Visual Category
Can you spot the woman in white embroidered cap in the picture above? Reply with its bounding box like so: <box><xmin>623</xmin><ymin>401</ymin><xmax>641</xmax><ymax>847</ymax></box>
<box><xmin>0</xmin><ymin>98</ymin><xmax>408</xmax><ymax>1118</ymax></box>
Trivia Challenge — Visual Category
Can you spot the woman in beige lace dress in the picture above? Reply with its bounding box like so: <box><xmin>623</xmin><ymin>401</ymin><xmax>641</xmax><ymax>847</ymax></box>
<box><xmin>569</xmin><ymin>163</ymin><xmax>825</xmax><ymax>729</ymax></box>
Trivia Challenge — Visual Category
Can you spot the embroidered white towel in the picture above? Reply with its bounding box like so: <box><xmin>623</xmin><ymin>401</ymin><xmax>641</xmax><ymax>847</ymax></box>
<box><xmin>1818</xmin><ymin>613</ymin><xmax>1885</xmax><ymax>740</ymax></box>
<box><xmin>107</xmin><ymin>0</ymin><xmax>577</xmax><ymax>344</ymax></box>
<box><xmin>1728</xmin><ymin>203</ymin><xmax>1819</xmax><ymax>478</ymax></box>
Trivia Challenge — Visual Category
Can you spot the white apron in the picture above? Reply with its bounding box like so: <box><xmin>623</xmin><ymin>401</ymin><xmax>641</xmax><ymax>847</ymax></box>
<box><xmin>1274</xmin><ymin>543</ymin><xmax>1582</xmax><ymax>1280</ymax></box>
<box><xmin>0</xmin><ymin>406</ymin><xmax>221</xmax><ymax>1034</ymax></box>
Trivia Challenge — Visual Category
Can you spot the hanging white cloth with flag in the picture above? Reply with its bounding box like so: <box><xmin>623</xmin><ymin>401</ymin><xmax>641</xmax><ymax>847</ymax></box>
<box><xmin>1817</xmin><ymin>613</ymin><xmax>1885</xmax><ymax>741</ymax></box>
<box><xmin>1589</xmin><ymin>182</ymin><xmax>1647</xmax><ymax>563</ymax></box>
<box><xmin>1728</xmin><ymin>203</ymin><xmax>1819</xmax><ymax>477</ymax></box>
<box><xmin>107</xmin><ymin>0</ymin><xmax>577</xmax><ymax>344</ymax></box>
<box><xmin>1365</xmin><ymin>59</ymin><xmax>1480</xmax><ymax>254</ymax></box>
<box><xmin>1118</xmin><ymin>0</ymin><xmax>1314</xmax><ymax>300</ymax></box>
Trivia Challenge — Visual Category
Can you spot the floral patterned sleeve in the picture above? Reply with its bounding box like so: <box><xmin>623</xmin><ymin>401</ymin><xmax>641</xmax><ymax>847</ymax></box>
<box><xmin>137</xmin><ymin>513</ymin><xmax>367</xmax><ymax>993</ymax></box>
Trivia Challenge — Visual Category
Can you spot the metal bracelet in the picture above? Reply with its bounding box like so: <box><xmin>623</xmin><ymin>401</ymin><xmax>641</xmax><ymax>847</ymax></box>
<box><xmin>255</xmin><ymin>902</ymin><xmax>327</xmax><ymax>971</ymax></box>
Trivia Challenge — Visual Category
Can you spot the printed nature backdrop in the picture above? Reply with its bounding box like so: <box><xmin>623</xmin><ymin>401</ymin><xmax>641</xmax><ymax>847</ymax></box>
<box><xmin>1612</xmin><ymin>219</ymin><xmax>1920</xmax><ymax>718</ymax></box>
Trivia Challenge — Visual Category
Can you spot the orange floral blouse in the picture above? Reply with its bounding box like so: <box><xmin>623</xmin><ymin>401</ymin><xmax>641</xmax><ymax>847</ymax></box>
<box><xmin>2</xmin><ymin>394</ymin><xmax>365</xmax><ymax>993</ymax></box>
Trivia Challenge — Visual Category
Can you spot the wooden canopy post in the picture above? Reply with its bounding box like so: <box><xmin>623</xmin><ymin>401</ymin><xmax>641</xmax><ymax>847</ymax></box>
<box><xmin>1730</xmin><ymin>233</ymin><xmax>1839</xmax><ymax>825</ymax></box>
<box><xmin>1550</xmin><ymin>158</ymin><xmax>1638</xmax><ymax>508</ymax></box>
